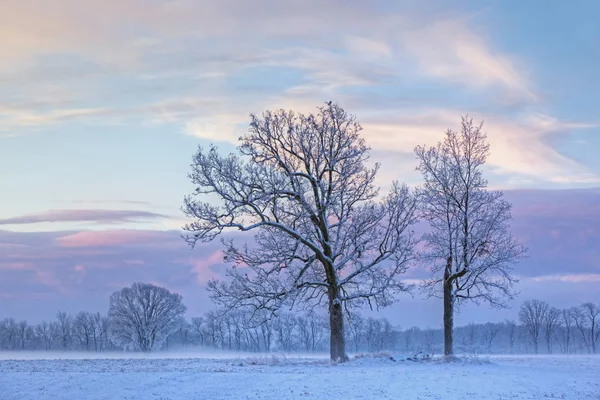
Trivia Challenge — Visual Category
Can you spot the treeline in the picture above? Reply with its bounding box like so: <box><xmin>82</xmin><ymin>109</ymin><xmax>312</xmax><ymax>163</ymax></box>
<box><xmin>0</xmin><ymin>299</ymin><xmax>597</xmax><ymax>354</ymax></box>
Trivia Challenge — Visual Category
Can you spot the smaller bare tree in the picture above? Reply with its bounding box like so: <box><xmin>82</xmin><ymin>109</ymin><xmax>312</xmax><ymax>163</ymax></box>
<box><xmin>415</xmin><ymin>116</ymin><xmax>526</xmax><ymax>357</ymax></box>
<box><xmin>108</xmin><ymin>282</ymin><xmax>186</xmax><ymax>352</ymax></box>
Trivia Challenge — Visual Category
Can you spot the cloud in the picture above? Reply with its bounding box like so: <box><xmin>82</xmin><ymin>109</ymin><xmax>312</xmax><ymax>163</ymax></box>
<box><xmin>0</xmin><ymin>188</ymin><xmax>598</xmax><ymax>323</ymax></box>
<box><xmin>0</xmin><ymin>106</ymin><xmax>108</xmax><ymax>127</ymax></box>
<box><xmin>2</xmin><ymin>0</ymin><xmax>596</xmax><ymax>187</ymax></box>
<box><xmin>188</xmin><ymin>103</ymin><xmax>598</xmax><ymax>185</ymax></box>
<box><xmin>0</xmin><ymin>209</ymin><xmax>168</xmax><ymax>226</ymax></box>
<box><xmin>55</xmin><ymin>229</ymin><xmax>177</xmax><ymax>248</ymax></box>
<box><xmin>398</xmin><ymin>18</ymin><xmax>536</xmax><ymax>102</ymax></box>
<box><xmin>358</xmin><ymin>108</ymin><xmax>598</xmax><ymax>185</ymax></box>
<box><xmin>178</xmin><ymin>250</ymin><xmax>226</xmax><ymax>285</ymax></box>
<box><xmin>530</xmin><ymin>274</ymin><xmax>600</xmax><ymax>283</ymax></box>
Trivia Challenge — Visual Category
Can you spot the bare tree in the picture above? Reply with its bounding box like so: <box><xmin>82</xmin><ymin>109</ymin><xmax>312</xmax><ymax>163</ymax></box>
<box><xmin>73</xmin><ymin>311</ymin><xmax>94</xmax><ymax>351</ymax></box>
<box><xmin>89</xmin><ymin>312</ymin><xmax>103</xmax><ymax>352</ymax></box>
<box><xmin>559</xmin><ymin>308</ymin><xmax>575</xmax><ymax>354</ymax></box>
<box><xmin>98</xmin><ymin>316</ymin><xmax>111</xmax><ymax>351</ymax></box>
<box><xmin>574</xmin><ymin>302</ymin><xmax>600</xmax><ymax>354</ymax></box>
<box><xmin>543</xmin><ymin>307</ymin><xmax>561</xmax><ymax>354</ymax></box>
<box><xmin>504</xmin><ymin>319</ymin><xmax>517</xmax><ymax>354</ymax></box>
<box><xmin>36</xmin><ymin>321</ymin><xmax>54</xmax><ymax>350</ymax></box>
<box><xmin>183</xmin><ymin>102</ymin><xmax>419</xmax><ymax>362</ymax></box>
<box><xmin>56</xmin><ymin>311</ymin><xmax>72</xmax><ymax>350</ymax></box>
<box><xmin>415</xmin><ymin>117</ymin><xmax>526</xmax><ymax>357</ymax></box>
<box><xmin>204</xmin><ymin>311</ymin><xmax>223</xmax><ymax>349</ymax></box>
<box><xmin>108</xmin><ymin>282</ymin><xmax>187</xmax><ymax>352</ymax></box>
<box><xmin>190</xmin><ymin>317</ymin><xmax>205</xmax><ymax>346</ymax></box>
<box><xmin>346</xmin><ymin>312</ymin><xmax>364</xmax><ymax>353</ymax></box>
<box><xmin>519</xmin><ymin>299</ymin><xmax>548</xmax><ymax>354</ymax></box>
<box><xmin>273</xmin><ymin>312</ymin><xmax>296</xmax><ymax>352</ymax></box>
<box><xmin>482</xmin><ymin>322</ymin><xmax>500</xmax><ymax>353</ymax></box>
<box><xmin>459</xmin><ymin>323</ymin><xmax>478</xmax><ymax>353</ymax></box>
<box><xmin>16</xmin><ymin>321</ymin><xmax>33</xmax><ymax>350</ymax></box>
<box><xmin>0</xmin><ymin>318</ymin><xmax>18</xmax><ymax>350</ymax></box>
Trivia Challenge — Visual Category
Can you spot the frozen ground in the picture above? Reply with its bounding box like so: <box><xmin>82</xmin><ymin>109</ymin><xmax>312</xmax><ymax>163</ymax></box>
<box><xmin>0</xmin><ymin>353</ymin><xmax>598</xmax><ymax>400</ymax></box>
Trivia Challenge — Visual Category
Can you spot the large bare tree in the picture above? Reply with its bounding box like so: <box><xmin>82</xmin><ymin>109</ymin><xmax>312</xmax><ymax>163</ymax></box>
<box><xmin>415</xmin><ymin>116</ymin><xmax>526</xmax><ymax>357</ymax></box>
<box><xmin>183</xmin><ymin>102</ymin><xmax>418</xmax><ymax>362</ymax></box>
<box><xmin>108</xmin><ymin>282</ymin><xmax>186</xmax><ymax>352</ymax></box>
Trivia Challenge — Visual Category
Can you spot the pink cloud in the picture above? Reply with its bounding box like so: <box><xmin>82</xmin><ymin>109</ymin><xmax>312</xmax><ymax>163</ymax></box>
<box><xmin>34</xmin><ymin>269</ymin><xmax>67</xmax><ymax>293</ymax></box>
<box><xmin>178</xmin><ymin>250</ymin><xmax>224</xmax><ymax>285</ymax></box>
<box><xmin>56</xmin><ymin>229</ymin><xmax>169</xmax><ymax>247</ymax></box>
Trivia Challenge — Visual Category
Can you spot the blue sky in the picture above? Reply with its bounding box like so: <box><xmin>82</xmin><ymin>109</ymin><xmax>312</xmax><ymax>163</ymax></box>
<box><xmin>0</xmin><ymin>0</ymin><xmax>598</xmax><ymax>327</ymax></box>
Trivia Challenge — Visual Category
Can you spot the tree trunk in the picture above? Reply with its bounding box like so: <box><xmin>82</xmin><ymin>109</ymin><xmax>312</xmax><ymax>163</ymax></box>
<box><xmin>329</xmin><ymin>293</ymin><xmax>348</xmax><ymax>362</ymax></box>
<box><xmin>443</xmin><ymin>278</ymin><xmax>454</xmax><ymax>357</ymax></box>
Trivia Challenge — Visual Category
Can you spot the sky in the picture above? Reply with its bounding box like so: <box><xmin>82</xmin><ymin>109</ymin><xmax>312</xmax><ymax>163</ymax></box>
<box><xmin>0</xmin><ymin>0</ymin><xmax>599</xmax><ymax>328</ymax></box>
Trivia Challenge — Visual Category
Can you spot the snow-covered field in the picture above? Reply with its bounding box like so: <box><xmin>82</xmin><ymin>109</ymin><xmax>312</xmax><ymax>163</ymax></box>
<box><xmin>0</xmin><ymin>353</ymin><xmax>598</xmax><ymax>400</ymax></box>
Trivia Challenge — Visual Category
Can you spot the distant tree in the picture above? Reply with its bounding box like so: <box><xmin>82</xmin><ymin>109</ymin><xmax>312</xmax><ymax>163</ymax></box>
<box><xmin>482</xmin><ymin>322</ymin><xmax>500</xmax><ymax>353</ymax></box>
<box><xmin>35</xmin><ymin>321</ymin><xmax>54</xmax><ymax>350</ymax></box>
<box><xmin>415</xmin><ymin>117</ymin><xmax>526</xmax><ymax>357</ymax></box>
<box><xmin>1</xmin><ymin>318</ymin><xmax>19</xmax><ymax>350</ymax></box>
<box><xmin>504</xmin><ymin>319</ymin><xmax>517</xmax><ymax>354</ymax></box>
<box><xmin>519</xmin><ymin>300</ymin><xmax>549</xmax><ymax>354</ymax></box>
<box><xmin>183</xmin><ymin>102</ymin><xmax>419</xmax><ymax>362</ymax></box>
<box><xmin>98</xmin><ymin>316</ymin><xmax>112</xmax><ymax>351</ymax></box>
<box><xmin>275</xmin><ymin>313</ymin><xmax>297</xmax><ymax>352</ymax></box>
<box><xmin>16</xmin><ymin>321</ymin><xmax>34</xmax><ymax>350</ymax></box>
<box><xmin>56</xmin><ymin>311</ymin><xmax>72</xmax><ymax>350</ymax></box>
<box><xmin>543</xmin><ymin>307</ymin><xmax>561</xmax><ymax>354</ymax></box>
<box><xmin>559</xmin><ymin>308</ymin><xmax>575</xmax><ymax>354</ymax></box>
<box><xmin>345</xmin><ymin>313</ymin><xmax>364</xmax><ymax>353</ymax></box>
<box><xmin>108</xmin><ymin>282</ymin><xmax>186</xmax><ymax>352</ymax></box>
<box><xmin>89</xmin><ymin>312</ymin><xmax>103</xmax><ymax>352</ymax></box>
<box><xmin>73</xmin><ymin>311</ymin><xmax>94</xmax><ymax>351</ymax></box>
<box><xmin>460</xmin><ymin>323</ymin><xmax>478</xmax><ymax>353</ymax></box>
<box><xmin>403</xmin><ymin>326</ymin><xmax>421</xmax><ymax>353</ymax></box>
<box><xmin>190</xmin><ymin>317</ymin><xmax>205</xmax><ymax>346</ymax></box>
<box><xmin>175</xmin><ymin>317</ymin><xmax>191</xmax><ymax>348</ymax></box>
<box><xmin>573</xmin><ymin>302</ymin><xmax>600</xmax><ymax>354</ymax></box>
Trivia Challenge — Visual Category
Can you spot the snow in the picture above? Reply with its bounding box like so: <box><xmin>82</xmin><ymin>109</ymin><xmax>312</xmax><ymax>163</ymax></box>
<box><xmin>0</xmin><ymin>353</ymin><xmax>598</xmax><ymax>400</ymax></box>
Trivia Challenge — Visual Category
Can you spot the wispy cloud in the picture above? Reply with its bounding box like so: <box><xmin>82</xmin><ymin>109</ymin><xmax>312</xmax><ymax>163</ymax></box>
<box><xmin>0</xmin><ymin>209</ymin><xmax>168</xmax><ymax>225</ymax></box>
<box><xmin>398</xmin><ymin>18</ymin><xmax>536</xmax><ymax>102</ymax></box>
<box><xmin>0</xmin><ymin>1</ymin><xmax>598</xmax><ymax>190</ymax></box>
<box><xmin>364</xmin><ymin>109</ymin><xmax>599</xmax><ymax>184</ymax></box>
<box><xmin>530</xmin><ymin>274</ymin><xmax>600</xmax><ymax>283</ymax></box>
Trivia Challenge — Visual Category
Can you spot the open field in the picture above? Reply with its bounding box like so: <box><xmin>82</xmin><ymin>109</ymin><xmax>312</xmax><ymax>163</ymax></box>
<box><xmin>0</xmin><ymin>353</ymin><xmax>598</xmax><ymax>400</ymax></box>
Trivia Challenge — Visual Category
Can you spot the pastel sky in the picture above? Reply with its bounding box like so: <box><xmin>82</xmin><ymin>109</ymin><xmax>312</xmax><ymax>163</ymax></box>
<box><xmin>1</xmin><ymin>0</ymin><xmax>599</xmax><ymax>328</ymax></box>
